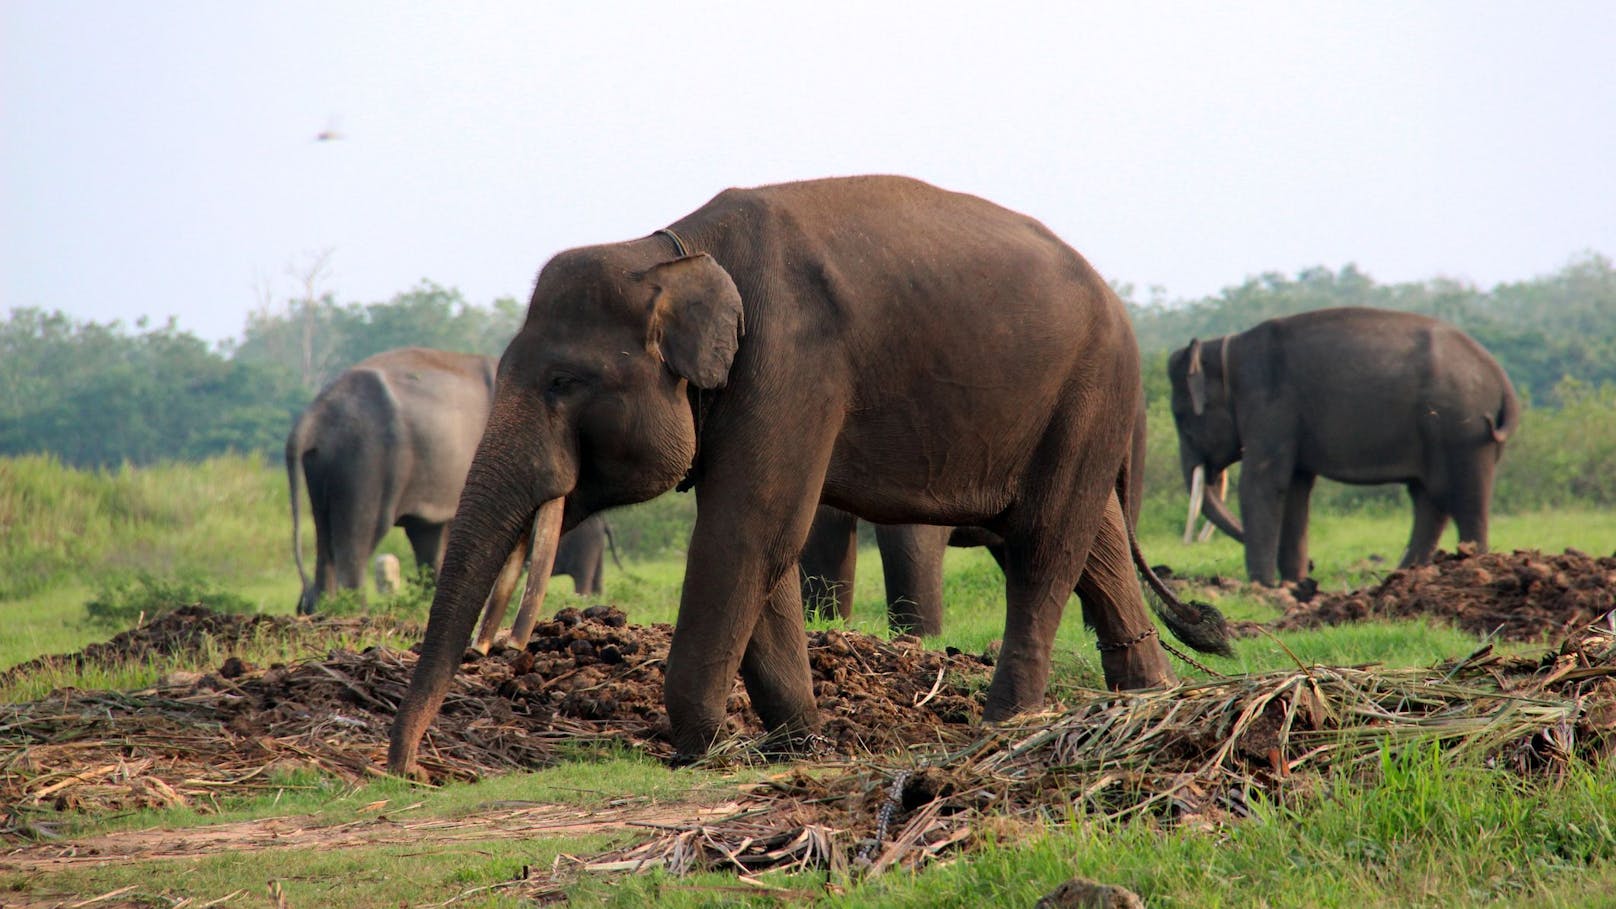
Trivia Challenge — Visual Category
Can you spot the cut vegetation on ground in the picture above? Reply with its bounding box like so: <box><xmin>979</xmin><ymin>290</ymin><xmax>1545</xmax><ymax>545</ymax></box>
<box><xmin>4</xmin><ymin>534</ymin><xmax>1615</xmax><ymax>906</ymax></box>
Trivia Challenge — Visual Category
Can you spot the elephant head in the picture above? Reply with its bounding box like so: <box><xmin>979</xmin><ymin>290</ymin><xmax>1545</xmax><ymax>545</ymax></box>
<box><xmin>387</xmin><ymin>241</ymin><xmax>743</xmax><ymax>775</ymax></box>
<box><xmin>1166</xmin><ymin>337</ymin><xmax>1245</xmax><ymax>542</ymax></box>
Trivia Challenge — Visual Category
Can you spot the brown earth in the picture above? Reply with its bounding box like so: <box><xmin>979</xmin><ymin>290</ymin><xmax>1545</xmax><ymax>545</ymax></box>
<box><xmin>1</xmin><ymin>605</ymin><xmax>994</xmax><ymax>817</ymax></box>
<box><xmin>4</xmin><ymin>590</ymin><xmax>1615</xmax><ymax>893</ymax></box>
<box><xmin>1236</xmin><ymin>547</ymin><xmax>1616</xmax><ymax>641</ymax></box>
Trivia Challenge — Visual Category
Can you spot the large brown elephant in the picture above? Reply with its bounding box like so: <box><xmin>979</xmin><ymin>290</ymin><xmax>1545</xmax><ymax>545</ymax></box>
<box><xmin>799</xmin><ymin>396</ymin><xmax>1149</xmax><ymax>636</ymax></box>
<box><xmin>388</xmin><ymin>176</ymin><xmax>1229</xmax><ymax>772</ymax></box>
<box><xmin>1167</xmin><ymin>307</ymin><xmax>1520</xmax><ymax>585</ymax></box>
<box><xmin>285</xmin><ymin>347</ymin><xmax>610</xmax><ymax>617</ymax></box>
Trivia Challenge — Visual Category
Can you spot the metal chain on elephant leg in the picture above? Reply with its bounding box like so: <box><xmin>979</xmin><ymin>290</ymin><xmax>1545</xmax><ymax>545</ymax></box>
<box><xmin>1160</xmin><ymin>637</ymin><xmax>1227</xmax><ymax>677</ymax></box>
<box><xmin>1096</xmin><ymin>626</ymin><xmax>1226</xmax><ymax>678</ymax></box>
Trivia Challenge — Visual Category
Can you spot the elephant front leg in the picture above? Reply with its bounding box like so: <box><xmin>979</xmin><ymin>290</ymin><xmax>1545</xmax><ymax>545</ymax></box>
<box><xmin>739</xmin><ymin>571</ymin><xmax>820</xmax><ymax>752</ymax></box>
<box><xmin>1238</xmin><ymin>459</ymin><xmax>1292</xmax><ymax>586</ymax></box>
<box><xmin>1277</xmin><ymin>473</ymin><xmax>1316</xmax><ymax>582</ymax></box>
<box><xmin>664</xmin><ymin>499</ymin><xmax>824</xmax><ymax>760</ymax></box>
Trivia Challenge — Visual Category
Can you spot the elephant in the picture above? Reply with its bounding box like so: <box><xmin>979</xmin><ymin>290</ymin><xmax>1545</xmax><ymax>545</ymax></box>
<box><xmin>799</xmin><ymin>396</ymin><xmax>1149</xmax><ymax>636</ymax></box>
<box><xmin>284</xmin><ymin>347</ymin><xmax>612</xmax><ymax>618</ymax></box>
<box><xmin>387</xmin><ymin>175</ymin><xmax>1230</xmax><ymax>773</ymax></box>
<box><xmin>1166</xmin><ymin>307</ymin><xmax>1520</xmax><ymax>586</ymax></box>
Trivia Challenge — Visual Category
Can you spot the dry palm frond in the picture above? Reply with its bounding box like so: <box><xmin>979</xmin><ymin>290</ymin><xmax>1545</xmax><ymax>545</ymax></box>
<box><xmin>565</xmin><ymin>624</ymin><xmax>1616</xmax><ymax>882</ymax></box>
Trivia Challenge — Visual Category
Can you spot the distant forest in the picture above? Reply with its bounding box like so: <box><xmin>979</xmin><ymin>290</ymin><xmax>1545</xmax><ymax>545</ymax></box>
<box><xmin>3</xmin><ymin>253</ymin><xmax>1613</xmax><ymax>469</ymax></box>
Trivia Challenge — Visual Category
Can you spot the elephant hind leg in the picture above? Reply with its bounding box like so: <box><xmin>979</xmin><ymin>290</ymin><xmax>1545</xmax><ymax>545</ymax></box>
<box><xmin>1076</xmin><ymin>492</ymin><xmax>1174</xmax><ymax>691</ymax></box>
<box><xmin>402</xmin><ymin>519</ymin><xmax>449</xmax><ymax>577</ymax></box>
<box><xmin>1401</xmin><ymin>484</ymin><xmax>1451</xmax><ymax>568</ymax></box>
<box><xmin>799</xmin><ymin>506</ymin><xmax>858</xmax><ymax>623</ymax></box>
<box><xmin>1446</xmin><ymin>455</ymin><xmax>1496</xmax><ymax>554</ymax></box>
<box><xmin>875</xmin><ymin>523</ymin><xmax>948</xmax><ymax>636</ymax></box>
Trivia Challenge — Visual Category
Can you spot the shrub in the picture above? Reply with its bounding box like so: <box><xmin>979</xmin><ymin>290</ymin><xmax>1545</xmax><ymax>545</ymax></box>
<box><xmin>85</xmin><ymin>572</ymin><xmax>257</xmax><ymax>627</ymax></box>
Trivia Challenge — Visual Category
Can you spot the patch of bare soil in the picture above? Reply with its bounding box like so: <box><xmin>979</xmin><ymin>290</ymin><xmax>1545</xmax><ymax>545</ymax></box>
<box><xmin>0</xmin><ymin>606</ymin><xmax>994</xmax><ymax>818</ymax></box>
<box><xmin>1247</xmin><ymin>548</ymin><xmax>1616</xmax><ymax>641</ymax></box>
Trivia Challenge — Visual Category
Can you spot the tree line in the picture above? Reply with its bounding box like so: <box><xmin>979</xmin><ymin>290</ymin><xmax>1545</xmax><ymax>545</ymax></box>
<box><xmin>2</xmin><ymin>254</ymin><xmax>1612</xmax><ymax>470</ymax></box>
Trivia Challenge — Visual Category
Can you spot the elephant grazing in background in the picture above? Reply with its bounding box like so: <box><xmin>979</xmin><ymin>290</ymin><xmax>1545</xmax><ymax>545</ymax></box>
<box><xmin>284</xmin><ymin>348</ymin><xmax>613</xmax><ymax>627</ymax></box>
<box><xmin>799</xmin><ymin>396</ymin><xmax>1149</xmax><ymax>637</ymax></box>
<box><xmin>1167</xmin><ymin>307</ymin><xmax>1520</xmax><ymax>586</ymax></box>
<box><xmin>388</xmin><ymin>175</ymin><xmax>1230</xmax><ymax>774</ymax></box>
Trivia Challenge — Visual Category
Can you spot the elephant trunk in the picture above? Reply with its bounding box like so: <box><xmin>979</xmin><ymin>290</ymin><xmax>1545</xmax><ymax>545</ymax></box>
<box><xmin>1198</xmin><ymin>467</ymin><xmax>1245</xmax><ymax>542</ymax></box>
<box><xmin>388</xmin><ymin>451</ymin><xmax>543</xmax><ymax>777</ymax></box>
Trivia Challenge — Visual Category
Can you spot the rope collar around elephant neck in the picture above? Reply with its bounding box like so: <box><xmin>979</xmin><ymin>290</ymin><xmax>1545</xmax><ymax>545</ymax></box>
<box><xmin>1220</xmin><ymin>336</ymin><xmax>1233</xmax><ymax>406</ymax></box>
<box><xmin>655</xmin><ymin>227</ymin><xmax>690</xmax><ymax>258</ymax></box>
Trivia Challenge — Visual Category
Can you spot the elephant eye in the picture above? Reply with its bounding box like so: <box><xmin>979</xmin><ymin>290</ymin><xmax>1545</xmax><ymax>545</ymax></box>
<box><xmin>543</xmin><ymin>371</ymin><xmax>590</xmax><ymax>401</ymax></box>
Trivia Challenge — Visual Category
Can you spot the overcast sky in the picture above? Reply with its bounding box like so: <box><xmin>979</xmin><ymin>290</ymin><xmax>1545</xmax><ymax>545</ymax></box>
<box><xmin>4</xmin><ymin>1</ymin><xmax>1613</xmax><ymax>344</ymax></box>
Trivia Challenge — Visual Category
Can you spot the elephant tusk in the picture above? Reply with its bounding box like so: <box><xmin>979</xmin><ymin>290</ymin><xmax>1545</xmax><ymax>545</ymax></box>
<box><xmin>1196</xmin><ymin>471</ymin><xmax>1225</xmax><ymax>542</ymax></box>
<box><xmin>503</xmin><ymin>497</ymin><xmax>567</xmax><ymax>649</ymax></box>
<box><xmin>1184</xmin><ymin>464</ymin><xmax>1206</xmax><ymax>544</ymax></box>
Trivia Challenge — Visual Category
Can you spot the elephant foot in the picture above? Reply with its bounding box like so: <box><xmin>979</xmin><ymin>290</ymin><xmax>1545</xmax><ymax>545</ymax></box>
<box><xmin>1098</xmin><ymin>630</ymin><xmax>1175</xmax><ymax>690</ymax></box>
<box><xmin>981</xmin><ymin>677</ymin><xmax>1044</xmax><ymax>724</ymax></box>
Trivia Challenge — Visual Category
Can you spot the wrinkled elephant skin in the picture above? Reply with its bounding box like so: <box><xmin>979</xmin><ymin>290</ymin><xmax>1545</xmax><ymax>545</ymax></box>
<box><xmin>799</xmin><ymin>395</ymin><xmax>1150</xmax><ymax>637</ymax></box>
<box><xmin>388</xmin><ymin>176</ymin><xmax>1229</xmax><ymax>773</ymax></box>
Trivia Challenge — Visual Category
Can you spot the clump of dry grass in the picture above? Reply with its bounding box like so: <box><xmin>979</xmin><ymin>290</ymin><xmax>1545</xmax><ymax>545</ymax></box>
<box><xmin>571</xmin><ymin>622</ymin><xmax>1616</xmax><ymax>882</ymax></box>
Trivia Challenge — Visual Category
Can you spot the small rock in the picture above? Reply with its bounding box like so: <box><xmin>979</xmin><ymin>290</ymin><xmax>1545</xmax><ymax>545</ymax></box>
<box><xmin>219</xmin><ymin>656</ymin><xmax>252</xmax><ymax>679</ymax></box>
<box><xmin>1034</xmin><ymin>876</ymin><xmax>1145</xmax><ymax>909</ymax></box>
<box><xmin>373</xmin><ymin>554</ymin><xmax>403</xmax><ymax>595</ymax></box>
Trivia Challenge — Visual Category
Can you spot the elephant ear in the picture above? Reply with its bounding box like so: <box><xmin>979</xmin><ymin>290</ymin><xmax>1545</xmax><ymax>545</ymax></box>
<box><xmin>1185</xmin><ymin>338</ymin><xmax>1207</xmax><ymax>416</ymax></box>
<box><xmin>644</xmin><ymin>254</ymin><xmax>745</xmax><ymax>390</ymax></box>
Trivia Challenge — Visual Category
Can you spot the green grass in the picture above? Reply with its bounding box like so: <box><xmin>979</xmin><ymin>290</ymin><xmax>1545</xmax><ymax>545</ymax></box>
<box><xmin>4</xmin><ymin>454</ymin><xmax>1616</xmax><ymax>907</ymax></box>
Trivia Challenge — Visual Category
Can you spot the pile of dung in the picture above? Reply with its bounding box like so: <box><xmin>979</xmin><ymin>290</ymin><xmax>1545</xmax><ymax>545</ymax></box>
<box><xmin>1</xmin><ymin>606</ymin><xmax>994</xmax><ymax>813</ymax></box>
<box><xmin>1260</xmin><ymin>548</ymin><xmax>1616</xmax><ymax>641</ymax></box>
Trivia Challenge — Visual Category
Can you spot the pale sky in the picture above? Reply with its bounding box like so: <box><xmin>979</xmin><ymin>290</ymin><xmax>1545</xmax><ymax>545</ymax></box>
<box><xmin>4</xmin><ymin>1</ymin><xmax>1613</xmax><ymax>344</ymax></box>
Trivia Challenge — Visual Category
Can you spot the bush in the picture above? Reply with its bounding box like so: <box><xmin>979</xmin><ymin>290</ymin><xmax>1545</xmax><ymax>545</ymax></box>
<box><xmin>1495</xmin><ymin>380</ymin><xmax>1616</xmax><ymax>511</ymax></box>
<box><xmin>602</xmin><ymin>491</ymin><xmax>697</xmax><ymax>561</ymax></box>
<box><xmin>313</xmin><ymin>565</ymin><xmax>437</xmax><ymax>620</ymax></box>
<box><xmin>85</xmin><ymin>572</ymin><xmax>257</xmax><ymax>627</ymax></box>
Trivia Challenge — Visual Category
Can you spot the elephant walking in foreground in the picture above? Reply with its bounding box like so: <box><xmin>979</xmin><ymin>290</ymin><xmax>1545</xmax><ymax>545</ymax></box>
<box><xmin>388</xmin><ymin>175</ymin><xmax>1230</xmax><ymax>773</ymax></box>
<box><xmin>1167</xmin><ymin>307</ymin><xmax>1519</xmax><ymax>586</ymax></box>
<box><xmin>800</xmin><ymin>397</ymin><xmax>1149</xmax><ymax>636</ymax></box>
<box><xmin>285</xmin><ymin>348</ymin><xmax>612</xmax><ymax>628</ymax></box>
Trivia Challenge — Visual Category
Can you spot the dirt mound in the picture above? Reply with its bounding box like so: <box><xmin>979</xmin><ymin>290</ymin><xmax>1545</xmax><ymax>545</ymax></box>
<box><xmin>1243</xmin><ymin>548</ymin><xmax>1616</xmax><ymax>641</ymax></box>
<box><xmin>1</xmin><ymin>606</ymin><xmax>994</xmax><ymax>815</ymax></box>
<box><xmin>0</xmin><ymin>605</ymin><xmax>421</xmax><ymax>688</ymax></box>
<box><xmin>455</xmin><ymin>606</ymin><xmax>988</xmax><ymax>756</ymax></box>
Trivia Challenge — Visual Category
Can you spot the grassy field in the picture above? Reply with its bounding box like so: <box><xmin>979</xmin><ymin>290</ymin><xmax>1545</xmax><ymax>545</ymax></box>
<box><xmin>3</xmin><ymin>455</ymin><xmax>1615</xmax><ymax>907</ymax></box>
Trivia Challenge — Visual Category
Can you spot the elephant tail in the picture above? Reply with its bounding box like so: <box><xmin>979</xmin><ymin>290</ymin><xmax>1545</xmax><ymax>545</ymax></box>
<box><xmin>1486</xmin><ymin>387</ymin><xmax>1520</xmax><ymax>446</ymax></box>
<box><xmin>602</xmin><ymin>518</ymin><xmax>624</xmax><ymax>570</ymax></box>
<box><xmin>286</xmin><ymin>419</ymin><xmax>311</xmax><ymax>597</ymax></box>
<box><xmin>1118</xmin><ymin>459</ymin><xmax>1233</xmax><ymax>658</ymax></box>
